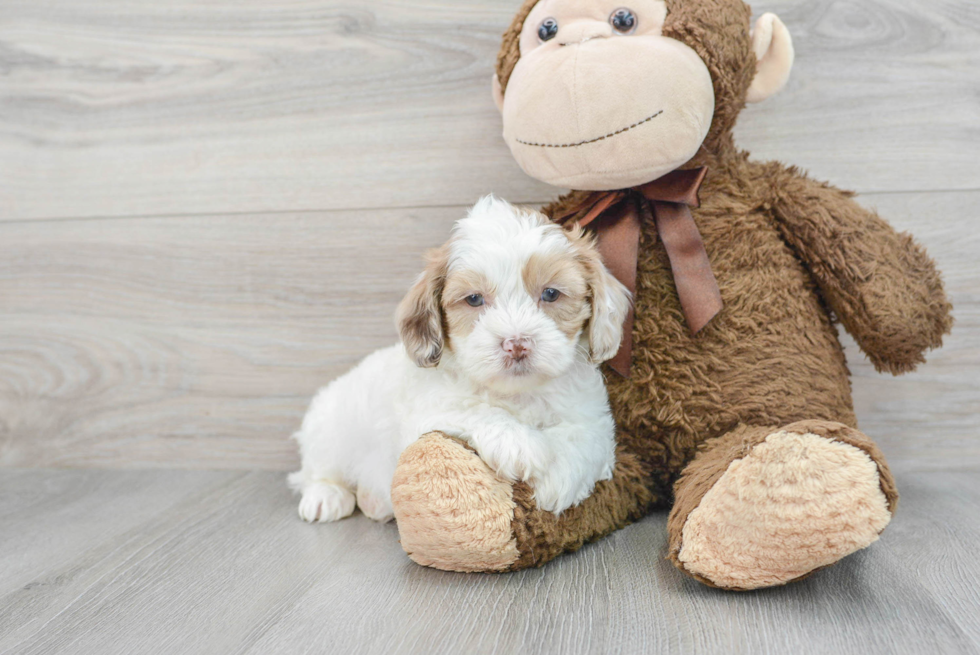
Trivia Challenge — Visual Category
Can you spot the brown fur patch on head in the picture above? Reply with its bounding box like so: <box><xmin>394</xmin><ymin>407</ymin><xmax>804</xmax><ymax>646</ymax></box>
<box><xmin>495</xmin><ymin>0</ymin><xmax>755</xmax><ymax>154</ymax></box>
<box><xmin>442</xmin><ymin>269</ymin><xmax>494</xmax><ymax>340</ymax></box>
<box><xmin>661</xmin><ymin>0</ymin><xmax>754</xmax><ymax>152</ymax></box>
<box><xmin>396</xmin><ymin>245</ymin><xmax>449</xmax><ymax>367</ymax></box>
<box><xmin>522</xmin><ymin>249</ymin><xmax>591</xmax><ymax>339</ymax></box>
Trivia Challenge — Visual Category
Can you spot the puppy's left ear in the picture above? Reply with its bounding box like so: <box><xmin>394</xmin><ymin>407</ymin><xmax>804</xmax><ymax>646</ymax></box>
<box><xmin>575</xmin><ymin>232</ymin><xmax>631</xmax><ymax>363</ymax></box>
<box><xmin>396</xmin><ymin>245</ymin><xmax>448</xmax><ymax>368</ymax></box>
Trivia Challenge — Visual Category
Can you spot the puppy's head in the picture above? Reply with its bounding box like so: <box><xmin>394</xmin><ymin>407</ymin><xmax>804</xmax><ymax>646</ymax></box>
<box><xmin>397</xmin><ymin>196</ymin><xmax>630</xmax><ymax>392</ymax></box>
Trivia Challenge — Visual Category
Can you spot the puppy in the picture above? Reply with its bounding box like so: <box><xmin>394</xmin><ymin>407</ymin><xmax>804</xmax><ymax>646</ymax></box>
<box><xmin>289</xmin><ymin>196</ymin><xmax>631</xmax><ymax>522</ymax></box>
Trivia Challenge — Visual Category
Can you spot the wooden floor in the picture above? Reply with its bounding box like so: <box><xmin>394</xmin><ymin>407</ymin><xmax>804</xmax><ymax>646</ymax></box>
<box><xmin>1</xmin><ymin>0</ymin><xmax>979</xmax><ymax>652</ymax></box>
<box><xmin>0</xmin><ymin>468</ymin><xmax>978</xmax><ymax>655</ymax></box>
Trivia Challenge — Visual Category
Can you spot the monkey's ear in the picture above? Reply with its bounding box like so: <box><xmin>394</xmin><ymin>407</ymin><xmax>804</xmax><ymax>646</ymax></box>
<box><xmin>491</xmin><ymin>73</ymin><xmax>504</xmax><ymax>113</ymax></box>
<box><xmin>746</xmin><ymin>13</ymin><xmax>794</xmax><ymax>104</ymax></box>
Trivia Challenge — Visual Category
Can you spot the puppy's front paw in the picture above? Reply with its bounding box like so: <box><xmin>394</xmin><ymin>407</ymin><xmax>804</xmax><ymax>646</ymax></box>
<box><xmin>531</xmin><ymin>471</ymin><xmax>595</xmax><ymax>515</ymax></box>
<box><xmin>480</xmin><ymin>436</ymin><xmax>547</xmax><ymax>484</ymax></box>
<box><xmin>298</xmin><ymin>482</ymin><xmax>355</xmax><ymax>523</ymax></box>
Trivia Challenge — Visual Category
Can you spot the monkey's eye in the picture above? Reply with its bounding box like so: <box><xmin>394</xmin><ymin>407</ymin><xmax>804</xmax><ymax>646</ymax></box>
<box><xmin>609</xmin><ymin>8</ymin><xmax>637</xmax><ymax>34</ymax></box>
<box><xmin>537</xmin><ymin>17</ymin><xmax>559</xmax><ymax>42</ymax></box>
<box><xmin>465</xmin><ymin>294</ymin><xmax>484</xmax><ymax>307</ymax></box>
<box><xmin>541</xmin><ymin>288</ymin><xmax>561</xmax><ymax>303</ymax></box>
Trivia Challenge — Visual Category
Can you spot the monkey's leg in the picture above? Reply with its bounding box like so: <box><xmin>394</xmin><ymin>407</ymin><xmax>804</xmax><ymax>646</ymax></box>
<box><xmin>390</xmin><ymin>432</ymin><xmax>656</xmax><ymax>572</ymax></box>
<box><xmin>668</xmin><ymin>420</ymin><xmax>898</xmax><ymax>590</ymax></box>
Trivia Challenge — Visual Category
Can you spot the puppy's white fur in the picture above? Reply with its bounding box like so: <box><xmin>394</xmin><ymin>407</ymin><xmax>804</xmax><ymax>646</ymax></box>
<box><xmin>289</xmin><ymin>196</ymin><xmax>630</xmax><ymax>522</ymax></box>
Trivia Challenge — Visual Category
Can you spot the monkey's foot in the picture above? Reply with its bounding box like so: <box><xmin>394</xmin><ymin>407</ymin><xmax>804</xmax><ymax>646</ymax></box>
<box><xmin>390</xmin><ymin>432</ymin><xmax>654</xmax><ymax>572</ymax></box>
<box><xmin>668</xmin><ymin>421</ymin><xmax>898</xmax><ymax>590</ymax></box>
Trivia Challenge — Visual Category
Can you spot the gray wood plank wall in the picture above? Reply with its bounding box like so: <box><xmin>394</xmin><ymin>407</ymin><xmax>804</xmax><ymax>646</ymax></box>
<box><xmin>1</xmin><ymin>0</ymin><xmax>978</xmax><ymax>472</ymax></box>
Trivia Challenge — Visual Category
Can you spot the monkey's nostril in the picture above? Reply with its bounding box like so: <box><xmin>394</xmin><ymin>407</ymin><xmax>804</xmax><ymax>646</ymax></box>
<box><xmin>556</xmin><ymin>22</ymin><xmax>613</xmax><ymax>47</ymax></box>
<box><xmin>559</xmin><ymin>35</ymin><xmax>597</xmax><ymax>47</ymax></box>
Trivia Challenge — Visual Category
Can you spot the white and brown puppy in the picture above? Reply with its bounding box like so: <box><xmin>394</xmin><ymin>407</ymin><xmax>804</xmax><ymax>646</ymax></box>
<box><xmin>289</xmin><ymin>196</ymin><xmax>630</xmax><ymax>522</ymax></box>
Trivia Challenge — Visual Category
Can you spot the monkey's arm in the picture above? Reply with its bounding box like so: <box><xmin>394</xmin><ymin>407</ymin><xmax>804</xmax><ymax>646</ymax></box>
<box><xmin>765</xmin><ymin>165</ymin><xmax>952</xmax><ymax>374</ymax></box>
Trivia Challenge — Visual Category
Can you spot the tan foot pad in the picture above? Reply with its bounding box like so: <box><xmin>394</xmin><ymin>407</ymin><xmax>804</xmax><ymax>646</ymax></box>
<box><xmin>678</xmin><ymin>431</ymin><xmax>892</xmax><ymax>590</ymax></box>
<box><xmin>391</xmin><ymin>433</ymin><xmax>519</xmax><ymax>572</ymax></box>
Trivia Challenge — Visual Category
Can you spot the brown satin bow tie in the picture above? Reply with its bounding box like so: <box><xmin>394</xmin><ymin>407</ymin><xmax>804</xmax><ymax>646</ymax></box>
<box><xmin>552</xmin><ymin>167</ymin><xmax>723</xmax><ymax>377</ymax></box>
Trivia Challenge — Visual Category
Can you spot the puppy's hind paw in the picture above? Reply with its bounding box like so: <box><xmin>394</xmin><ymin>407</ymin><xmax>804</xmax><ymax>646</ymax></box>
<box><xmin>298</xmin><ymin>482</ymin><xmax>355</xmax><ymax>523</ymax></box>
<box><xmin>357</xmin><ymin>488</ymin><xmax>394</xmax><ymax>523</ymax></box>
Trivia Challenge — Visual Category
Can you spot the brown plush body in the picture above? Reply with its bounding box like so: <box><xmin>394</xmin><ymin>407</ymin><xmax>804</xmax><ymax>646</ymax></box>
<box><xmin>389</xmin><ymin>0</ymin><xmax>952</xmax><ymax>589</ymax></box>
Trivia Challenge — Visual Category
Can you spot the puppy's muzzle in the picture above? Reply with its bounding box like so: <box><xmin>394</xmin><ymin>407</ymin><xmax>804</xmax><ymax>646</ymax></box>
<box><xmin>502</xmin><ymin>337</ymin><xmax>531</xmax><ymax>362</ymax></box>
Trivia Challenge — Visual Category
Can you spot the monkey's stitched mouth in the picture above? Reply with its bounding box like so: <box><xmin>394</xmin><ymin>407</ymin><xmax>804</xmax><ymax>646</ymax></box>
<box><xmin>514</xmin><ymin>110</ymin><xmax>663</xmax><ymax>149</ymax></box>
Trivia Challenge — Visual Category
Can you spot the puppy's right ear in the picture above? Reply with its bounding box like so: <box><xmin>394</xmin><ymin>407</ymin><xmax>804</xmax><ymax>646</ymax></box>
<box><xmin>396</xmin><ymin>245</ymin><xmax>448</xmax><ymax>368</ymax></box>
<box><xmin>567</xmin><ymin>226</ymin><xmax>632</xmax><ymax>364</ymax></box>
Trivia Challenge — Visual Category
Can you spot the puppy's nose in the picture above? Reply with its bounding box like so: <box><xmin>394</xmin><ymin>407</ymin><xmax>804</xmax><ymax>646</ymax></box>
<box><xmin>502</xmin><ymin>337</ymin><xmax>531</xmax><ymax>361</ymax></box>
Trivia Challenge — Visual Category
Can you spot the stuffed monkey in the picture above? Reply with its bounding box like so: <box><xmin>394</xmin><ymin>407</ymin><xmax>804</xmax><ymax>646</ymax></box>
<box><xmin>389</xmin><ymin>0</ymin><xmax>952</xmax><ymax>590</ymax></box>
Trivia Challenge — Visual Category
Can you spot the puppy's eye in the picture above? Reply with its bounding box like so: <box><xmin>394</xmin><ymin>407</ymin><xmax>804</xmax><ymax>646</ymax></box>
<box><xmin>609</xmin><ymin>8</ymin><xmax>637</xmax><ymax>34</ymax></box>
<box><xmin>465</xmin><ymin>294</ymin><xmax>484</xmax><ymax>307</ymax></box>
<box><xmin>537</xmin><ymin>17</ymin><xmax>559</xmax><ymax>42</ymax></box>
<box><xmin>541</xmin><ymin>288</ymin><xmax>561</xmax><ymax>303</ymax></box>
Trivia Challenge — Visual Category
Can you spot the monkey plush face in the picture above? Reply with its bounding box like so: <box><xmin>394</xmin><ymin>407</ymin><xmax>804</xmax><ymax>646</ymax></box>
<box><xmin>493</xmin><ymin>0</ymin><xmax>795</xmax><ymax>191</ymax></box>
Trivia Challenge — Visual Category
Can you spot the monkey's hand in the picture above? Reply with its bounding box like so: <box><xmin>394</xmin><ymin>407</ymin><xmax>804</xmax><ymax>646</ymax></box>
<box><xmin>766</xmin><ymin>164</ymin><xmax>952</xmax><ymax>374</ymax></box>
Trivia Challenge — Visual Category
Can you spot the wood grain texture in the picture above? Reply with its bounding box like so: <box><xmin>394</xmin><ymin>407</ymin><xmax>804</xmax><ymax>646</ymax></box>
<box><xmin>0</xmin><ymin>206</ymin><xmax>461</xmax><ymax>470</ymax></box>
<box><xmin>0</xmin><ymin>468</ymin><xmax>978</xmax><ymax>654</ymax></box>
<box><xmin>1</xmin><ymin>0</ymin><xmax>978</xmax><ymax>221</ymax></box>
<box><xmin>2</xmin><ymin>191</ymin><xmax>978</xmax><ymax>471</ymax></box>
